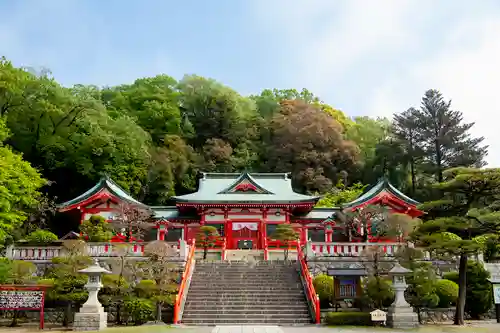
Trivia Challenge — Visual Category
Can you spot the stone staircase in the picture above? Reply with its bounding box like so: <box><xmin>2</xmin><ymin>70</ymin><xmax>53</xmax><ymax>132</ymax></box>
<box><xmin>181</xmin><ymin>260</ymin><xmax>312</xmax><ymax>325</ymax></box>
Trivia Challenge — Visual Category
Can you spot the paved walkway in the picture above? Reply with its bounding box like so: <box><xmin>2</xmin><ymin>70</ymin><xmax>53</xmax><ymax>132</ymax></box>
<box><xmin>200</xmin><ymin>324</ymin><xmax>500</xmax><ymax>333</ymax></box>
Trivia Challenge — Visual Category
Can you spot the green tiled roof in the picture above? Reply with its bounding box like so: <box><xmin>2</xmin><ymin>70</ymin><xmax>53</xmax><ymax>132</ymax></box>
<box><xmin>58</xmin><ymin>176</ymin><xmax>145</xmax><ymax>209</ymax></box>
<box><xmin>150</xmin><ymin>206</ymin><xmax>181</xmax><ymax>219</ymax></box>
<box><xmin>292</xmin><ymin>208</ymin><xmax>340</xmax><ymax>220</ymax></box>
<box><xmin>343</xmin><ymin>177</ymin><xmax>419</xmax><ymax>208</ymax></box>
<box><xmin>173</xmin><ymin>172</ymin><xmax>320</xmax><ymax>204</ymax></box>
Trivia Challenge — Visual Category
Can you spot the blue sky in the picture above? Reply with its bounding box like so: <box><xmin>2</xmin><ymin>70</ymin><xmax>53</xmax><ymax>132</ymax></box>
<box><xmin>2</xmin><ymin>0</ymin><xmax>500</xmax><ymax>165</ymax></box>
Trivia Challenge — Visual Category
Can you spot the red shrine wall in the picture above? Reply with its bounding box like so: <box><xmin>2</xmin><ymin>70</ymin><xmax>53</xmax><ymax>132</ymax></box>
<box><xmin>71</xmin><ymin>196</ymin><xmax>420</xmax><ymax>246</ymax></box>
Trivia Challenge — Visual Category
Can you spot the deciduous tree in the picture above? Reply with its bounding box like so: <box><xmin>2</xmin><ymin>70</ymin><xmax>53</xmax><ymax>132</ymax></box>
<box><xmin>0</xmin><ymin>117</ymin><xmax>46</xmax><ymax>245</ymax></box>
<box><xmin>265</xmin><ymin>100</ymin><xmax>360</xmax><ymax>193</ymax></box>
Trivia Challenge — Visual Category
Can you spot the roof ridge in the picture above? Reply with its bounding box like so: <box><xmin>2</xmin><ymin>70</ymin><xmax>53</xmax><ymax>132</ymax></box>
<box><xmin>202</xmin><ymin>172</ymin><xmax>290</xmax><ymax>179</ymax></box>
<box><xmin>217</xmin><ymin>172</ymin><xmax>274</xmax><ymax>194</ymax></box>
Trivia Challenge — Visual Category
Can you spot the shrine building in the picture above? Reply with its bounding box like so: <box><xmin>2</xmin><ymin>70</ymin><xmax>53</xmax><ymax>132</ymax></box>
<box><xmin>57</xmin><ymin>172</ymin><xmax>423</xmax><ymax>253</ymax></box>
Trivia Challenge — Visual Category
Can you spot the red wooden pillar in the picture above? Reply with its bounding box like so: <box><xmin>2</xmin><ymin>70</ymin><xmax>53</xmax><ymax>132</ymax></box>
<box><xmin>300</xmin><ymin>226</ymin><xmax>306</xmax><ymax>243</ymax></box>
<box><xmin>199</xmin><ymin>207</ymin><xmax>206</xmax><ymax>226</ymax></box>
<box><xmin>261</xmin><ymin>207</ymin><xmax>268</xmax><ymax>249</ymax></box>
<box><xmin>224</xmin><ymin>207</ymin><xmax>231</xmax><ymax>249</ymax></box>
<box><xmin>285</xmin><ymin>208</ymin><xmax>290</xmax><ymax>224</ymax></box>
<box><xmin>325</xmin><ymin>225</ymin><xmax>333</xmax><ymax>242</ymax></box>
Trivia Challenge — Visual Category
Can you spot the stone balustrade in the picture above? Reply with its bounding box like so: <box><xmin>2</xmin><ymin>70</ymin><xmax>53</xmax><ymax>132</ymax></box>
<box><xmin>6</xmin><ymin>241</ymin><xmax>188</xmax><ymax>262</ymax></box>
<box><xmin>309</xmin><ymin>241</ymin><xmax>402</xmax><ymax>257</ymax></box>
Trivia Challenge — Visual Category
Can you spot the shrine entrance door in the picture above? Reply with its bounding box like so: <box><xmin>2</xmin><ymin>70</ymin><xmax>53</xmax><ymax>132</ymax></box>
<box><xmin>230</xmin><ymin>220</ymin><xmax>260</xmax><ymax>249</ymax></box>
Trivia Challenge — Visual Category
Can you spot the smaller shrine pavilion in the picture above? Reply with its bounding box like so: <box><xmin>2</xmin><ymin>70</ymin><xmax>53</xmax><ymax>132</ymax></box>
<box><xmin>56</xmin><ymin>173</ymin><xmax>423</xmax><ymax>248</ymax></box>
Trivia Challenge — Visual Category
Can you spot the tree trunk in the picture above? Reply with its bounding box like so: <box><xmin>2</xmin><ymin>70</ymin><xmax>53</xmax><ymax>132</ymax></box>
<box><xmin>63</xmin><ymin>302</ymin><xmax>72</xmax><ymax>327</ymax></box>
<box><xmin>156</xmin><ymin>302</ymin><xmax>162</xmax><ymax>322</ymax></box>
<box><xmin>116</xmin><ymin>303</ymin><xmax>122</xmax><ymax>325</ymax></box>
<box><xmin>454</xmin><ymin>254</ymin><xmax>468</xmax><ymax>325</ymax></box>
<box><xmin>434</xmin><ymin>139</ymin><xmax>443</xmax><ymax>183</ymax></box>
<box><xmin>9</xmin><ymin>310</ymin><xmax>19</xmax><ymax>327</ymax></box>
<box><xmin>408</xmin><ymin>128</ymin><xmax>416</xmax><ymax>196</ymax></box>
<box><xmin>203</xmin><ymin>246</ymin><xmax>208</xmax><ymax>260</ymax></box>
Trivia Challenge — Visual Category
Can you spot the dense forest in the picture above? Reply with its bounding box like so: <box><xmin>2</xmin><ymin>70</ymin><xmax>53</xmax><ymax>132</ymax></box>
<box><xmin>0</xmin><ymin>57</ymin><xmax>488</xmax><ymax>242</ymax></box>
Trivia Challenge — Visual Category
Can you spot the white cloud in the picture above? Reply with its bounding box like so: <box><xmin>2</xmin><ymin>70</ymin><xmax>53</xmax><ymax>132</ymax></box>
<box><xmin>252</xmin><ymin>0</ymin><xmax>500</xmax><ymax>166</ymax></box>
<box><xmin>370</xmin><ymin>17</ymin><xmax>500</xmax><ymax>166</ymax></box>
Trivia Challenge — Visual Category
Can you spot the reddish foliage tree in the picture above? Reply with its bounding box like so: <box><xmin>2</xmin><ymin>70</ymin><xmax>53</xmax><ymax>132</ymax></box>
<box><xmin>265</xmin><ymin>100</ymin><xmax>360</xmax><ymax>193</ymax></box>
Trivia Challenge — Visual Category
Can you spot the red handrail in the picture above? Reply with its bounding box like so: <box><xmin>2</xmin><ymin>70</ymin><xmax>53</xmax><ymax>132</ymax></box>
<box><xmin>297</xmin><ymin>243</ymin><xmax>320</xmax><ymax>324</ymax></box>
<box><xmin>263</xmin><ymin>237</ymin><xmax>268</xmax><ymax>260</ymax></box>
<box><xmin>221</xmin><ymin>237</ymin><xmax>227</xmax><ymax>260</ymax></box>
<box><xmin>173</xmin><ymin>239</ymin><xmax>196</xmax><ymax>324</ymax></box>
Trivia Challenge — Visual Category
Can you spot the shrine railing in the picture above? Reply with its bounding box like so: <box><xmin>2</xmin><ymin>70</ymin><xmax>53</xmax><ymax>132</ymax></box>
<box><xmin>173</xmin><ymin>239</ymin><xmax>196</xmax><ymax>324</ymax></box>
<box><xmin>310</xmin><ymin>241</ymin><xmax>402</xmax><ymax>257</ymax></box>
<box><xmin>266</xmin><ymin>239</ymin><xmax>300</xmax><ymax>250</ymax></box>
<box><xmin>6</xmin><ymin>241</ymin><xmax>187</xmax><ymax>261</ymax></box>
<box><xmin>297</xmin><ymin>243</ymin><xmax>320</xmax><ymax>324</ymax></box>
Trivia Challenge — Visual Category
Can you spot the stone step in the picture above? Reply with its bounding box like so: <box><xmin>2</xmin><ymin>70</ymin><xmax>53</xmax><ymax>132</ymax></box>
<box><xmin>195</xmin><ymin>264</ymin><xmax>297</xmax><ymax>268</ymax></box>
<box><xmin>183</xmin><ymin>309</ymin><xmax>310</xmax><ymax>315</ymax></box>
<box><xmin>189</xmin><ymin>285</ymin><xmax>303</xmax><ymax>290</ymax></box>
<box><xmin>182</xmin><ymin>315</ymin><xmax>311</xmax><ymax>325</ymax></box>
<box><xmin>195</xmin><ymin>261</ymin><xmax>297</xmax><ymax>265</ymax></box>
<box><xmin>188</xmin><ymin>289</ymin><xmax>304</xmax><ymax>297</ymax></box>
<box><xmin>184</xmin><ymin>303</ymin><xmax>309</xmax><ymax>309</ymax></box>
<box><xmin>186</xmin><ymin>295</ymin><xmax>306</xmax><ymax>301</ymax></box>
<box><xmin>181</xmin><ymin>319</ymin><xmax>312</xmax><ymax>325</ymax></box>
<box><xmin>193</xmin><ymin>271</ymin><xmax>298</xmax><ymax>275</ymax></box>
<box><xmin>192</xmin><ymin>274</ymin><xmax>299</xmax><ymax>279</ymax></box>
<box><xmin>186</xmin><ymin>300</ymin><xmax>306</xmax><ymax>305</ymax></box>
<box><xmin>182</xmin><ymin>313</ymin><xmax>311</xmax><ymax>318</ymax></box>
<box><xmin>191</xmin><ymin>276</ymin><xmax>301</xmax><ymax>285</ymax></box>
<box><xmin>189</xmin><ymin>286</ymin><xmax>303</xmax><ymax>290</ymax></box>
<box><xmin>186</xmin><ymin>298</ymin><xmax>307</xmax><ymax>303</ymax></box>
<box><xmin>194</xmin><ymin>269</ymin><xmax>297</xmax><ymax>273</ymax></box>
<box><xmin>182</xmin><ymin>260</ymin><xmax>311</xmax><ymax>324</ymax></box>
<box><xmin>192</xmin><ymin>272</ymin><xmax>299</xmax><ymax>276</ymax></box>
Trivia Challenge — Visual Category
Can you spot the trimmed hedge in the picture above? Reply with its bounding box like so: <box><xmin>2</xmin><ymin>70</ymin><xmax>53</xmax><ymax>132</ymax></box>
<box><xmin>435</xmin><ymin>279</ymin><xmax>458</xmax><ymax>308</ymax></box>
<box><xmin>313</xmin><ymin>274</ymin><xmax>334</xmax><ymax>308</ymax></box>
<box><xmin>324</xmin><ymin>312</ymin><xmax>372</xmax><ymax>326</ymax></box>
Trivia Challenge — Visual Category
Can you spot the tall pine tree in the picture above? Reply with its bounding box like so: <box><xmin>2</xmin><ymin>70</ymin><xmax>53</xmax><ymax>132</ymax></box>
<box><xmin>413</xmin><ymin>89</ymin><xmax>487</xmax><ymax>182</ymax></box>
<box><xmin>392</xmin><ymin>108</ymin><xmax>422</xmax><ymax>196</ymax></box>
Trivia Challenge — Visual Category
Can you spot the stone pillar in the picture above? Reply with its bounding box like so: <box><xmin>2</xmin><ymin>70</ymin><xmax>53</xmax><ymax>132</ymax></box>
<box><xmin>180</xmin><ymin>239</ymin><xmax>188</xmax><ymax>260</ymax></box>
<box><xmin>73</xmin><ymin>260</ymin><xmax>110</xmax><ymax>331</ymax></box>
<box><xmin>387</xmin><ymin>263</ymin><xmax>418</xmax><ymax>329</ymax></box>
<box><xmin>5</xmin><ymin>244</ymin><xmax>14</xmax><ymax>260</ymax></box>
<box><xmin>304</xmin><ymin>240</ymin><xmax>314</xmax><ymax>260</ymax></box>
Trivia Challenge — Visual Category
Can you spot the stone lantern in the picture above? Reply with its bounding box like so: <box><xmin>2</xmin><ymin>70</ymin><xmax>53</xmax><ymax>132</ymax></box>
<box><xmin>73</xmin><ymin>259</ymin><xmax>111</xmax><ymax>331</ymax></box>
<box><xmin>386</xmin><ymin>262</ymin><xmax>418</xmax><ymax>329</ymax></box>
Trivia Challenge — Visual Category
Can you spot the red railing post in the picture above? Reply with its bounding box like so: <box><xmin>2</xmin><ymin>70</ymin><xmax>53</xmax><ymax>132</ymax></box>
<box><xmin>297</xmin><ymin>242</ymin><xmax>321</xmax><ymax>324</ymax></box>
<box><xmin>173</xmin><ymin>239</ymin><xmax>196</xmax><ymax>324</ymax></box>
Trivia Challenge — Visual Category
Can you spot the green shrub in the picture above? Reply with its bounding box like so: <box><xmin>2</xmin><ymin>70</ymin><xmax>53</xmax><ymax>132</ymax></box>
<box><xmin>324</xmin><ymin>312</ymin><xmax>372</xmax><ymax>326</ymax></box>
<box><xmin>435</xmin><ymin>279</ymin><xmax>458</xmax><ymax>308</ymax></box>
<box><xmin>313</xmin><ymin>274</ymin><xmax>334</xmax><ymax>308</ymax></box>
<box><xmin>123</xmin><ymin>298</ymin><xmax>155</xmax><ymax>325</ymax></box>
<box><xmin>363</xmin><ymin>277</ymin><xmax>394</xmax><ymax>308</ymax></box>
<box><xmin>444</xmin><ymin>261</ymin><xmax>493</xmax><ymax>319</ymax></box>
<box><xmin>25</xmin><ymin>229</ymin><xmax>58</xmax><ymax>244</ymax></box>
<box><xmin>80</xmin><ymin>215</ymin><xmax>113</xmax><ymax>242</ymax></box>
